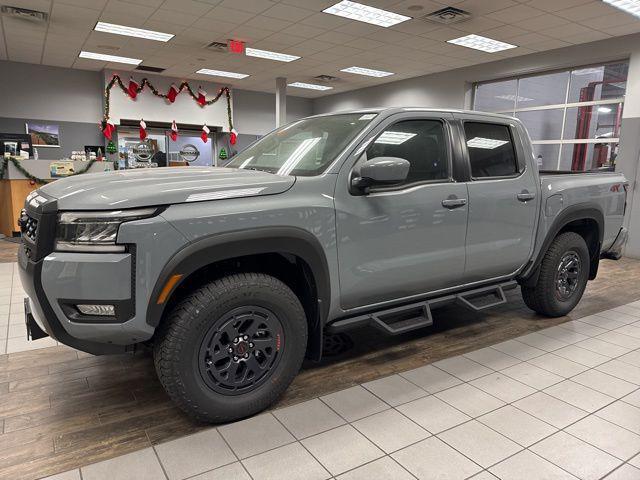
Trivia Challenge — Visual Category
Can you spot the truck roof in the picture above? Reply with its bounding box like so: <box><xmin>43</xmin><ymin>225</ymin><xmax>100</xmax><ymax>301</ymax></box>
<box><xmin>310</xmin><ymin>107</ymin><xmax>517</xmax><ymax>121</ymax></box>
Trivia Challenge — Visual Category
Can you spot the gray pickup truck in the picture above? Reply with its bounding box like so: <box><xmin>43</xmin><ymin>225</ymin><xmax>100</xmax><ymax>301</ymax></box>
<box><xmin>19</xmin><ymin>108</ymin><xmax>628</xmax><ymax>422</ymax></box>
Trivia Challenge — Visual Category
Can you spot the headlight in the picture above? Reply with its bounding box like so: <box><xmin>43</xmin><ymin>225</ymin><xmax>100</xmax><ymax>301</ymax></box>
<box><xmin>55</xmin><ymin>208</ymin><xmax>159</xmax><ymax>252</ymax></box>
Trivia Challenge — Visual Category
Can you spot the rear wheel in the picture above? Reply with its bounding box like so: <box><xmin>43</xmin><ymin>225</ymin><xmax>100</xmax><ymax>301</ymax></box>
<box><xmin>522</xmin><ymin>232</ymin><xmax>590</xmax><ymax>317</ymax></box>
<box><xmin>154</xmin><ymin>273</ymin><xmax>307</xmax><ymax>423</ymax></box>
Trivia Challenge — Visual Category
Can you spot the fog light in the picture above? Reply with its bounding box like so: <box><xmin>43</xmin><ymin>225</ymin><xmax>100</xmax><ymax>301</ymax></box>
<box><xmin>77</xmin><ymin>304</ymin><xmax>115</xmax><ymax>316</ymax></box>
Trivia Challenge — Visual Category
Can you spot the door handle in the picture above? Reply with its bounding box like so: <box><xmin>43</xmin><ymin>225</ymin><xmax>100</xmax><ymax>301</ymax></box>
<box><xmin>517</xmin><ymin>191</ymin><xmax>536</xmax><ymax>202</ymax></box>
<box><xmin>442</xmin><ymin>198</ymin><xmax>467</xmax><ymax>209</ymax></box>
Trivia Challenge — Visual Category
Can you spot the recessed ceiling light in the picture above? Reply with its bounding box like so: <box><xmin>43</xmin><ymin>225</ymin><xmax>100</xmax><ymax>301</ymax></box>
<box><xmin>196</xmin><ymin>68</ymin><xmax>250</xmax><ymax>79</ymax></box>
<box><xmin>467</xmin><ymin>137</ymin><xmax>509</xmax><ymax>149</ymax></box>
<box><xmin>340</xmin><ymin>66</ymin><xmax>394</xmax><ymax>77</ymax></box>
<box><xmin>94</xmin><ymin>22</ymin><xmax>174</xmax><ymax>42</ymax></box>
<box><xmin>245</xmin><ymin>48</ymin><xmax>300</xmax><ymax>62</ymax></box>
<box><xmin>323</xmin><ymin>0</ymin><xmax>411</xmax><ymax>27</ymax></box>
<box><xmin>598</xmin><ymin>106</ymin><xmax>613</xmax><ymax>113</ymax></box>
<box><xmin>78</xmin><ymin>51</ymin><xmax>142</xmax><ymax>65</ymax></box>
<box><xmin>447</xmin><ymin>34</ymin><xmax>517</xmax><ymax>53</ymax></box>
<box><xmin>288</xmin><ymin>82</ymin><xmax>333</xmax><ymax>91</ymax></box>
<box><xmin>602</xmin><ymin>0</ymin><xmax>640</xmax><ymax>18</ymax></box>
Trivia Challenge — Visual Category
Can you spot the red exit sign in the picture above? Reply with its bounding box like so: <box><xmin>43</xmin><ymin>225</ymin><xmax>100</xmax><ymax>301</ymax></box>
<box><xmin>228</xmin><ymin>39</ymin><xmax>245</xmax><ymax>54</ymax></box>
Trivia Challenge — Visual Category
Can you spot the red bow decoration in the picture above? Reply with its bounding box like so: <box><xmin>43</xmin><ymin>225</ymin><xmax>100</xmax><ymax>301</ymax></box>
<box><xmin>167</xmin><ymin>83</ymin><xmax>179</xmax><ymax>103</ymax></box>
<box><xmin>201</xmin><ymin>124</ymin><xmax>210</xmax><ymax>143</ymax></box>
<box><xmin>197</xmin><ymin>87</ymin><xmax>207</xmax><ymax>107</ymax></box>
<box><xmin>128</xmin><ymin>77</ymin><xmax>139</xmax><ymax>99</ymax></box>
<box><xmin>230</xmin><ymin>128</ymin><xmax>238</xmax><ymax>146</ymax></box>
<box><xmin>139</xmin><ymin>119</ymin><xmax>147</xmax><ymax>141</ymax></box>
<box><xmin>102</xmin><ymin>119</ymin><xmax>115</xmax><ymax>140</ymax></box>
<box><xmin>170</xmin><ymin>120</ymin><xmax>178</xmax><ymax>142</ymax></box>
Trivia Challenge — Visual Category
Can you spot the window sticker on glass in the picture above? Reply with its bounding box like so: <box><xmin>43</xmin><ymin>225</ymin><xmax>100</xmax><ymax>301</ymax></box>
<box><xmin>359</xmin><ymin>113</ymin><xmax>377</xmax><ymax>120</ymax></box>
<box><xmin>375</xmin><ymin>131</ymin><xmax>417</xmax><ymax>145</ymax></box>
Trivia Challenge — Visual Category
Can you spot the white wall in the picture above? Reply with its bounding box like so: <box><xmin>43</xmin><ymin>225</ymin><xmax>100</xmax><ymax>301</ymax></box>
<box><xmin>0</xmin><ymin>61</ymin><xmax>313</xmax><ymax>136</ymax></box>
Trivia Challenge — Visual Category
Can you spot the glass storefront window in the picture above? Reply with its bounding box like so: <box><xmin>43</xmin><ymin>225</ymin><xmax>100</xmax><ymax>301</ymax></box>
<box><xmin>516</xmin><ymin>109</ymin><xmax>564</xmax><ymax>141</ymax></box>
<box><xmin>568</xmin><ymin>63</ymin><xmax>628</xmax><ymax>103</ymax></box>
<box><xmin>517</xmin><ymin>71</ymin><xmax>569</xmax><ymax>108</ymax></box>
<box><xmin>474</xmin><ymin>79</ymin><xmax>518</xmax><ymax>113</ymax></box>
<box><xmin>533</xmin><ymin>144</ymin><xmax>560</xmax><ymax>170</ymax></box>
<box><xmin>563</xmin><ymin>104</ymin><xmax>622</xmax><ymax>140</ymax></box>
<box><xmin>559</xmin><ymin>142</ymin><xmax>619</xmax><ymax>171</ymax></box>
<box><xmin>473</xmin><ymin>61</ymin><xmax>627</xmax><ymax>172</ymax></box>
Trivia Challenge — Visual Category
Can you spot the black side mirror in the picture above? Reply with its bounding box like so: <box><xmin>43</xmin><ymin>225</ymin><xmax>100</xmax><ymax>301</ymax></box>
<box><xmin>351</xmin><ymin>156</ymin><xmax>410</xmax><ymax>192</ymax></box>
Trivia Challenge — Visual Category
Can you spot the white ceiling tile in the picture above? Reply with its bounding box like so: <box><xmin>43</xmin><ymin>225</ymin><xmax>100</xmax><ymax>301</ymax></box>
<box><xmin>563</xmin><ymin>30</ymin><xmax>612</xmax><ymax>45</ymax></box>
<box><xmin>204</xmin><ymin>6</ymin><xmax>256</xmax><ymax>24</ymax></box>
<box><xmin>313</xmin><ymin>30</ymin><xmax>358</xmax><ymax>44</ymax></box>
<box><xmin>56</xmin><ymin>0</ymin><xmax>107</xmax><ymax>9</ymax></box>
<box><xmin>579</xmin><ymin>12</ymin><xmax>640</xmax><ymax>31</ymax></box>
<box><xmin>479</xmin><ymin>24</ymin><xmax>526</xmax><ymax>40</ymax></box>
<box><xmin>420</xmin><ymin>26</ymin><xmax>467</xmax><ymax>41</ymax></box>
<box><xmin>279</xmin><ymin>23</ymin><xmax>327</xmax><ymax>38</ymax></box>
<box><xmin>262</xmin><ymin>3</ymin><xmax>315</xmax><ymax>22</ymax></box>
<box><xmin>487</xmin><ymin>4</ymin><xmax>545</xmax><ymax>23</ymax></box>
<box><xmin>613</xmin><ymin>23</ymin><xmax>640</xmax><ymax>36</ymax></box>
<box><xmin>261</xmin><ymin>32</ymin><xmax>308</xmax><ymax>47</ymax></box>
<box><xmin>160</xmin><ymin>0</ymin><xmax>214</xmax><ymax>15</ymax></box>
<box><xmin>389</xmin><ymin>19</ymin><xmax>443</xmax><ymax>35</ymax></box>
<box><xmin>7</xmin><ymin>0</ymin><xmax>51</xmax><ymax>12</ymax></box>
<box><xmin>243</xmin><ymin>15</ymin><xmax>292</xmax><ymax>32</ymax></box>
<box><xmin>292</xmin><ymin>38</ymin><xmax>334</xmax><ymax>54</ymax></box>
<box><xmin>228</xmin><ymin>25</ymin><xmax>274</xmax><ymax>42</ymax></box>
<box><xmin>333</xmin><ymin>21</ymin><xmax>384</xmax><ymax>37</ymax></box>
<box><xmin>512</xmin><ymin>13</ymin><xmax>569</xmax><ymax>31</ymax></box>
<box><xmin>556</xmin><ymin>1</ymin><xmax>618</xmax><ymax>21</ymax></box>
<box><xmin>452</xmin><ymin>16</ymin><xmax>505</xmax><ymax>33</ymax></box>
<box><xmin>300</xmin><ymin>12</ymin><xmax>351</xmax><ymax>29</ymax></box>
<box><xmin>147</xmin><ymin>9</ymin><xmax>198</xmax><ymax>27</ymax></box>
<box><xmin>278</xmin><ymin>0</ymin><xmax>335</xmax><ymax>8</ymax></box>
<box><xmin>454</xmin><ymin>0</ymin><xmax>518</xmax><ymax>15</ymax></box>
<box><xmin>103</xmin><ymin>0</ymin><xmax>157</xmax><ymax>18</ymax></box>
<box><xmin>524</xmin><ymin>0</ymin><xmax>593</xmax><ymax>13</ymax></box>
<box><xmin>189</xmin><ymin>17</ymin><xmax>235</xmax><ymax>34</ymax></box>
<box><xmin>526</xmin><ymin>38</ymin><xmax>571</xmax><ymax>51</ymax></box>
<box><xmin>219</xmin><ymin>0</ymin><xmax>275</xmax><ymax>14</ymax></box>
<box><xmin>389</xmin><ymin>0</ymin><xmax>445</xmax><ymax>16</ymax></box>
<box><xmin>540</xmin><ymin>22</ymin><xmax>593</xmax><ymax>39</ymax></box>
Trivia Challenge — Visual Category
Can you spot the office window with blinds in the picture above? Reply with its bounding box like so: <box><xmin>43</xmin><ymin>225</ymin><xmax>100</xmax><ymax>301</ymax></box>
<box><xmin>473</xmin><ymin>61</ymin><xmax>628</xmax><ymax>171</ymax></box>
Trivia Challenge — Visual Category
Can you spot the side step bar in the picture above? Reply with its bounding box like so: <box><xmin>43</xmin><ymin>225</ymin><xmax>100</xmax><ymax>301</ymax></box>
<box><xmin>327</xmin><ymin>281</ymin><xmax>517</xmax><ymax>336</ymax></box>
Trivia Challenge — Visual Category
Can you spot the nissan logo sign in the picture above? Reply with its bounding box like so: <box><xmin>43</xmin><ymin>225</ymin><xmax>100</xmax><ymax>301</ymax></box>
<box><xmin>133</xmin><ymin>142</ymin><xmax>153</xmax><ymax>162</ymax></box>
<box><xmin>179</xmin><ymin>144</ymin><xmax>200</xmax><ymax>162</ymax></box>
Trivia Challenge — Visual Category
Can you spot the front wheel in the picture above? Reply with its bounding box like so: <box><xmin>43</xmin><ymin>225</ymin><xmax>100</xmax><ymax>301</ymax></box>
<box><xmin>154</xmin><ymin>273</ymin><xmax>308</xmax><ymax>423</ymax></box>
<box><xmin>522</xmin><ymin>232</ymin><xmax>590</xmax><ymax>317</ymax></box>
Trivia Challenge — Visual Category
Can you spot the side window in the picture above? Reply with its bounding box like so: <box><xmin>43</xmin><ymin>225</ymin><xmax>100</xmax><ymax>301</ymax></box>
<box><xmin>464</xmin><ymin>122</ymin><xmax>519</xmax><ymax>178</ymax></box>
<box><xmin>366</xmin><ymin>119</ymin><xmax>448</xmax><ymax>185</ymax></box>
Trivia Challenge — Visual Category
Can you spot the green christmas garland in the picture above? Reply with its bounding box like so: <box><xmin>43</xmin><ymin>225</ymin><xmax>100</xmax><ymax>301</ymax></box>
<box><xmin>0</xmin><ymin>156</ymin><xmax>101</xmax><ymax>185</ymax></box>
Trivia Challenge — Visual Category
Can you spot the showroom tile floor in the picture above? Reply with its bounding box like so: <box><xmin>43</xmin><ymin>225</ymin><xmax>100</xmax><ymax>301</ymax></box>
<box><xmin>3</xmin><ymin>256</ymin><xmax>640</xmax><ymax>480</ymax></box>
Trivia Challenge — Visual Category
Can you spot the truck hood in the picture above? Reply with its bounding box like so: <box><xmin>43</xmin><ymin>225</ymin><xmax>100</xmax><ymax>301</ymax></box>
<box><xmin>40</xmin><ymin>167</ymin><xmax>295</xmax><ymax>210</ymax></box>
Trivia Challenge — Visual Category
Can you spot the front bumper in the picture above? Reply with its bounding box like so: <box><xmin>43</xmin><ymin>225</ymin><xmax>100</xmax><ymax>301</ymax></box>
<box><xmin>601</xmin><ymin>226</ymin><xmax>628</xmax><ymax>260</ymax></box>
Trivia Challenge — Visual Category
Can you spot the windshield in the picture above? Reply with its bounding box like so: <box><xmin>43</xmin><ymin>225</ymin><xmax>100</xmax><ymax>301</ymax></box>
<box><xmin>226</xmin><ymin>113</ymin><xmax>377</xmax><ymax>176</ymax></box>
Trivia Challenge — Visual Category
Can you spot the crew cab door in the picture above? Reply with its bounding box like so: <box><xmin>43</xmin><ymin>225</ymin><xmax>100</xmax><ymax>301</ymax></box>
<box><xmin>334</xmin><ymin>113</ymin><xmax>468</xmax><ymax>311</ymax></box>
<box><xmin>454</xmin><ymin>114</ymin><xmax>540</xmax><ymax>282</ymax></box>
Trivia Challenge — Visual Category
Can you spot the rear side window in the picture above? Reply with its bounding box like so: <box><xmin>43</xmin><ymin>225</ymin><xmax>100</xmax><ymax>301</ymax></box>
<box><xmin>366</xmin><ymin>119</ymin><xmax>448</xmax><ymax>186</ymax></box>
<box><xmin>464</xmin><ymin>122</ymin><xmax>518</xmax><ymax>178</ymax></box>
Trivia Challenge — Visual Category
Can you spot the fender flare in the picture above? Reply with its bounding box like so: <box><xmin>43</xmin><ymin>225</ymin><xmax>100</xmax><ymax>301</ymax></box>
<box><xmin>146</xmin><ymin>227</ymin><xmax>331</xmax><ymax>330</ymax></box>
<box><xmin>520</xmin><ymin>203</ymin><xmax>604</xmax><ymax>285</ymax></box>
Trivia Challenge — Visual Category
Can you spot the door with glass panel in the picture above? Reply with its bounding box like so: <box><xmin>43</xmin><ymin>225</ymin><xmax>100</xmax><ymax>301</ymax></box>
<box><xmin>335</xmin><ymin>114</ymin><xmax>468</xmax><ymax>310</ymax></box>
<box><xmin>456</xmin><ymin>115</ymin><xmax>539</xmax><ymax>282</ymax></box>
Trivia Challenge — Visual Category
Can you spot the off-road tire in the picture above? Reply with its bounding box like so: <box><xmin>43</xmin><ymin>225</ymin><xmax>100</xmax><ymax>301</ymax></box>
<box><xmin>154</xmin><ymin>273</ymin><xmax>307</xmax><ymax>423</ymax></box>
<box><xmin>522</xmin><ymin>232</ymin><xmax>590</xmax><ymax>317</ymax></box>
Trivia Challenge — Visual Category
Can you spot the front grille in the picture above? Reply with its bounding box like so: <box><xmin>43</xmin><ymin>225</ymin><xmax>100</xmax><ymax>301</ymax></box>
<box><xmin>19</xmin><ymin>209</ymin><xmax>39</xmax><ymax>242</ymax></box>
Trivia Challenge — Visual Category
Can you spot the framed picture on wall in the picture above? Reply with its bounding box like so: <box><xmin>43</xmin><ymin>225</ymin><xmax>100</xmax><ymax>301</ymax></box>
<box><xmin>25</xmin><ymin>122</ymin><xmax>61</xmax><ymax>147</ymax></box>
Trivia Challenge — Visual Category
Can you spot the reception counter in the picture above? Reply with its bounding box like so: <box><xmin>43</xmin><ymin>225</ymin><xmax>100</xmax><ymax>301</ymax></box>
<box><xmin>0</xmin><ymin>160</ymin><xmax>113</xmax><ymax>237</ymax></box>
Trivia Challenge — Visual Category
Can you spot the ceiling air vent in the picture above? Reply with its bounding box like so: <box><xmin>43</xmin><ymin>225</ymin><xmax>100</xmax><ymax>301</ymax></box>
<box><xmin>135</xmin><ymin>65</ymin><xmax>166</xmax><ymax>73</ymax></box>
<box><xmin>0</xmin><ymin>5</ymin><xmax>48</xmax><ymax>22</ymax></box>
<box><xmin>314</xmin><ymin>74</ymin><xmax>339</xmax><ymax>82</ymax></box>
<box><xmin>422</xmin><ymin>6</ymin><xmax>471</xmax><ymax>25</ymax></box>
<box><xmin>205</xmin><ymin>41</ymin><xmax>228</xmax><ymax>52</ymax></box>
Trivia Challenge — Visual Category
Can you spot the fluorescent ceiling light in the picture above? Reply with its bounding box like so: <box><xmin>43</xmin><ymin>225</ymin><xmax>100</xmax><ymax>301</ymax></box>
<box><xmin>341</xmin><ymin>66</ymin><xmax>394</xmax><ymax>77</ymax></box>
<box><xmin>245</xmin><ymin>48</ymin><xmax>300</xmax><ymax>62</ymax></box>
<box><xmin>323</xmin><ymin>0</ymin><xmax>411</xmax><ymax>27</ymax></box>
<box><xmin>375</xmin><ymin>131</ymin><xmax>416</xmax><ymax>145</ymax></box>
<box><xmin>196</xmin><ymin>68</ymin><xmax>249</xmax><ymax>79</ymax></box>
<box><xmin>447</xmin><ymin>34</ymin><xmax>517</xmax><ymax>53</ymax></box>
<box><xmin>94</xmin><ymin>22</ymin><xmax>174</xmax><ymax>42</ymax></box>
<box><xmin>79</xmin><ymin>51</ymin><xmax>142</xmax><ymax>65</ymax></box>
<box><xmin>603</xmin><ymin>0</ymin><xmax>640</xmax><ymax>18</ymax></box>
<box><xmin>467</xmin><ymin>137</ymin><xmax>509</xmax><ymax>149</ymax></box>
<box><xmin>288</xmin><ymin>82</ymin><xmax>333</xmax><ymax>91</ymax></box>
<box><xmin>598</xmin><ymin>106</ymin><xmax>613</xmax><ymax>113</ymax></box>
<box><xmin>495</xmin><ymin>94</ymin><xmax>533</xmax><ymax>102</ymax></box>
